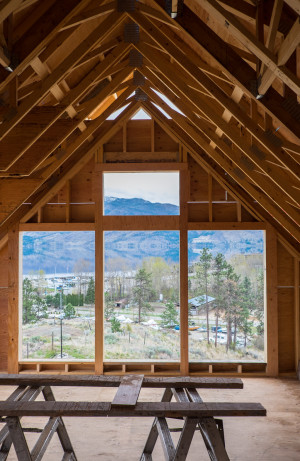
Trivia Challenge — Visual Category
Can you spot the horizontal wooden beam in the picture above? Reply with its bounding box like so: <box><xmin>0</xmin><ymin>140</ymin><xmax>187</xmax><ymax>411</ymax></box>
<box><xmin>0</xmin><ymin>401</ymin><xmax>266</xmax><ymax>417</ymax></box>
<box><xmin>19</xmin><ymin>223</ymin><xmax>95</xmax><ymax>231</ymax></box>
<box><xmin>103</xmin><ymin>215</ymin><xmax>180</xmax><ymax>230</ymax></box>
<box><xmin>97</xmin><ymin>162</ymin><xmax>187</xmax><ymax>171</ymax></box>
<box><xmin>0</xmin><ymin>373</ymin><xmax>243</xmax><ymax>387</ymax></box>
<box><xmin>188</xmin><ymin>222</ymin><xmax>266</xmax><ymax>230</ymax></box>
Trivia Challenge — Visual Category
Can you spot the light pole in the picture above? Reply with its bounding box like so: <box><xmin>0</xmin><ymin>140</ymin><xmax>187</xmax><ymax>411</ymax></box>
<box><xmin>58</xmin><ymin>286</ymin><xmax>63</xmax><ymax>358</ymax></box>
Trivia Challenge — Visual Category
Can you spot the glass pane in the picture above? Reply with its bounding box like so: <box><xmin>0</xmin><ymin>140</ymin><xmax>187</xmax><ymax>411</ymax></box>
<box><xmin>21</xmin><ymin>231</ymin><xmax>95</xmax><ymax>360</ymax></box>
<box><xmin>104</xmin><ymin>231</ymin><xmax>180</xmax><ymax>361</ymax></box>
<box><xmin>103</xmin><ymin>172</ymin><xmax>179</xmax><ymax>215</ymax></box>
<box><xmin>188</xmin><ymin>230</ymin><xmax>265</xmax><ymax>362</ymax></box>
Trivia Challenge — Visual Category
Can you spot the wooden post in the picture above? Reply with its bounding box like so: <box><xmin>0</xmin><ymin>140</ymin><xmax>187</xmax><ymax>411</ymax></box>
<box><xmin>295</xmin><ymin>257</ymin><xmax>300</xmax><ymax>372</ymax></box>
<box><xmin>180</xmin><ymin>167</ymin><xmax>189</xmax><ymax>375</ymax></box>
<box><xmin>66</xmin><ymin>180</ymin><xmax>71</xmax><ymax>223</ymax></box>
<box><xmin>208</xmin><ymin>174</ymin><xmax>213</xmax><ymax>222</ymax></box>
<box><xmin>94</xmin><ymin>162</ymin><xmax>104</xmax><ymax>374</ymax></box>
<box><xmin>123</xmin><ymin>121</ymin><xmax>127</xmax><ymax>153</ymax></box>
<box><xmin>151</xmin><ymin>118</ymin><xmax>155</xmax><ymax>152</ymax></box>
<box><xmin>8</xmin><ymin>225</ymin><xmax>19</xmax><ymax>374</ymax></box>
<box><xmin>265</xmin><ymin>224</ymin><xmax>278</xmax><ymax>376</ymax></box>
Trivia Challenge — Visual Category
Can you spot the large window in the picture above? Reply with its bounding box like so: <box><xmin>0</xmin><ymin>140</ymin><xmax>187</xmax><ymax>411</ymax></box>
<box><xmin>104</xmin><ymin>231</ymin><xmax>180</xmax><ymax>361</ymax></box>
<box><xmin>20</xmin><ymin>232</ymin><xmax>95</xmax><ymax>360</ymax></box>
<box><xmin>188</xmin><ymin>230</ymin><xmax>265</xmax><ymax>362</ymax></box>
<box><xmin>18</xmin><ymin>168</ymin><xmax>267</xmax><ymax>371</ymax></box>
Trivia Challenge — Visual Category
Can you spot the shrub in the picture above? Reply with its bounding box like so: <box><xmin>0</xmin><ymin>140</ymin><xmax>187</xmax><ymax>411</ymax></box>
<box><xmin>105</xmin><ymin>334</ymin><xmax>118</xmax><ymax>345</ymax></box>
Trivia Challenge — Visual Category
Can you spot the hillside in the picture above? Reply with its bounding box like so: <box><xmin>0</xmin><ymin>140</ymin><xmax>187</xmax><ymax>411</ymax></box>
<box><xmin>22</xmin><ymin>197</ymin><xmax>264</xmax><ymax>274</ymax></box>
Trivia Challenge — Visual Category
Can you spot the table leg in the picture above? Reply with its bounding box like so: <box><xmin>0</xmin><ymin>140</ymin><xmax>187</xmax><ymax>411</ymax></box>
<box><xmin>140</xmin><ymin>388</ymin><xmax>173</xmax><ymax>461</ymax></box>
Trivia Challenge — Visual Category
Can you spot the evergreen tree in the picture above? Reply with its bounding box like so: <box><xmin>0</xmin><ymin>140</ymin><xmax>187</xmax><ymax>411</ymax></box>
<box><xmin>104</xmin><ymin>292</ymin><xmax>115</xmax><ymax>320</ymax></box>
<box><xmin>223</xmin><ymin>264</ymin><xmax>239</xmax><ymax>350</ymax></box>
<box><xmin>133</xmin><ymin>268</ymin><xmax>154</xmax><ymax>323</ymax></box>
<box><xmin>64</xmin><ymin>303</ymin><xmax>76</xmax><ymax>319</ymax></box>
<box><xmin>160</xmin><ymin>301</ymin><xmax>178</xmax><ymax>327</ymax></box>
<box><xmin>85</xmin><ymin>277</ymin><xmax>95</xmax><ymax>304</ymax></box>
<box><xmin>22</xmin><ymin>278</ymin><xmax>36</xmax><ymax>324</ymax></box>
<box><xmin>111</xmin><ymin>316</ymin><xmax>122</xmax><ymax>333</ymax></box>
<box><xmin>254</xmin><ymin>269</ymin><xmax>264</xmax><ymax>336</ymax></box>
<box><xmin>212</xmin><ymin>253</ymin><xmax>227</xmax><ymax>347</ymax></box>
<box><xmin>34</xmin><ymin>294</ymin><xmax>48</xmax><ymax>319</ymax></box>
<box><xmin>239</xmin><ymin>276</ymin><xmax>254</xmax><ymax>347</ymax></box>
<box><xmin>195</xmin><ymin>248</ymin><xmax>213</xmax><ymax>343</ymax></box>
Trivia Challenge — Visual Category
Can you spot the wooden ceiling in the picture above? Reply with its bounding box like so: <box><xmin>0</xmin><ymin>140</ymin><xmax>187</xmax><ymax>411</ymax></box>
<box><xmin>0</xmin><ymin>0</ymin><xmax>299</xmax><ymax>251</ymax></box>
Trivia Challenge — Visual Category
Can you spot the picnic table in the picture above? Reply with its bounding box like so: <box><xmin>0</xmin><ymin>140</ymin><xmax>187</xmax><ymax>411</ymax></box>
<box><xmin>0</xmin><ymin>374</ymin><xmax>266</xmax><ymax>461</ymax></box>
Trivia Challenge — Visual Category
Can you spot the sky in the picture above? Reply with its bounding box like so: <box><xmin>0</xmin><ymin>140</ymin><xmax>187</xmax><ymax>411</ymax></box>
<box><xmin>107</xmin><ymin>89</ymin><xmax>183</xmax><ymax>120</ymax></box>
<box><xmin>103</xmin><ymin>172</ymin><xmax>179</xmax><ymax>205</ymax></box>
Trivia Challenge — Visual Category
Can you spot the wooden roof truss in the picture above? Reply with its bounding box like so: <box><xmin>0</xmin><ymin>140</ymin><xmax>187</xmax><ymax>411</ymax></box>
<box><xmin>0</xmin><ymin>0</ymin><xmax>298</xmax><ymax>251</ymax></box>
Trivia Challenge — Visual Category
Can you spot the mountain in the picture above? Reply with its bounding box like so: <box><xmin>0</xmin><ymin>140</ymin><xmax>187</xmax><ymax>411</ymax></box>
<box><xmin>104</xmin><ymin>196</ymin><xmax>179</xmax><ymax>215</ymax></box>
<box><xmin>22</xmin><ymin>197</ymin><xmax>264</xmax><ymax>274</ymax></box>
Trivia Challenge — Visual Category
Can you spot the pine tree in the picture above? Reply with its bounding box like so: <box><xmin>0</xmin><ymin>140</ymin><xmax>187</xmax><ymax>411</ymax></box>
<box><xmin>104</xmin><ymin>292</ymin><xmax>115</xmax><ymax>320</ymax></box>
<box><xmin>85</xmin><ymin>277</ymin><xmax>95</xmax><ymax>304</ymax></box>
<box><xmin>64</xmin><ymin>303</ymin><xmax>76</xmax><ymax>319</ymax></box>
<box><xmin>133</xmin><ymin>268</ymin><xmax>154</xmax><ymax>323</ymax></box>
<box><xmin>160</xmin><ymin>301</ymin><xmax>178</xmax><ymax>327</ymax></box>
<box><xmin>22</xmin><ymin>278</ymin><xmax>36</xmax><ymax>324</ymax></box>
<box><xmin>254</xmin><ymin>269</ymin><xmax>264</xmax><ymax>336</ymax></box>
<box><xmin>239</xmin><ymin>276</ymin><xmax>254</xmax><ymax>347</ymax></box>
<box><xmin>223</xmin><ymin>264</ymin><xmax>239</xmax><ymax>350</ymax></box>
<box><xmin>195</xmin><ymin>248</ymin><xmax>213</xmax><ymax>343</ymax></box>
<box><xmin>212</xmin><ymin>253</ymin><xmax>227</xmax><ymax>347</ymax></box>
<box><xmin>111</xmin><ymin>316</ymin><xmax>122</xmax><ymax>333</ymax></box>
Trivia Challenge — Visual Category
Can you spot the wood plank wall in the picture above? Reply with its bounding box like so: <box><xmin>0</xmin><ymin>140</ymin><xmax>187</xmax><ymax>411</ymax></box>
<box><xmin>0</xmin><ymin>120</ymin><xmax>298</xmax><ymax>375</ymax></box>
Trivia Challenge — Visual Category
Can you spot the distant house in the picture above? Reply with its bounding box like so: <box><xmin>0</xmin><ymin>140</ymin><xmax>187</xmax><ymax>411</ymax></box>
<box><xmin>115</xmin><ymin>298</ymin><xmax>128</xmax><ymax>309</ymax></box>
<box><xmin>188</xmin><ymin>295</ymin><xmax>215</xmax><ymax>315</ymax></box>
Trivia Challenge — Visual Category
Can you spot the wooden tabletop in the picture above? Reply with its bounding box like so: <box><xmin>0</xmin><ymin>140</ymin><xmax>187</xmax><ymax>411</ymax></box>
<box><xmin>0</xmin><ymin>374</ymin><xmax>243</xmax><ymax>389</ymax></box>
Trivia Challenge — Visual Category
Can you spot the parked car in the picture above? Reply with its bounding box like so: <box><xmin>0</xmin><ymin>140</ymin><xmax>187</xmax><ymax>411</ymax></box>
<box><xmin>211</xmin><ymin>326</ymin><xmax>222</xmax><ymax>332</ymax></box>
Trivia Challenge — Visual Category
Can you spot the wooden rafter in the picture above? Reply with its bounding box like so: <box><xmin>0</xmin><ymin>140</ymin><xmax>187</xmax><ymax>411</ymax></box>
<box><xmin>130</xmin><ymin>12</ymin><xmax>300</xmax><ymax>184</ymax></box>
<box><xmin>135</xmin><ymin>41</ymin><xmax>300</xmax><ymax>208</ymax></box>
<box><xmin>0</xmin><ymin>94</ymin><xmax>138</xmax><ymax>246</ymax></box>
<box><xmin>142</xmin><ymin>83</ymin><xmax>300</xmax><ymax>230</ymax></box>
<box><xmin>0</xmin><ymin>0</ymin><xmax>95</xmax><ymax>92</ymax></box>
<box><xmin>260</xmin><ymin>0</ymin><xmax>283</xmax><ymax>76</ymax></box>
<box><xmin>0</xmin><ymin>11</ymin><xmax>125</xmax><ymax>140</ymax></box>
<box><xmin>259</xmin><ymin>16</ymin><xmax>300</xmax><ymax>94</ymax></box>
<box><xmin>0</xmin><ymin>0</ymin><xmax>23</xmax><ymax>24</ymax></box>
<box><xmin>61</xmin><ymin>1</ymin><xmax>117</xmax><ymax>30</ymax></box>
<box><xmin>197</xmin><ymin>0</ymin><xmax>300</xmax><ymax>96</ymax></box>
<box><xmin>2</xmin><ymin>70</ymin><xmax>134</xmax><ymax>176</ymax></box>
<box><xmin>0</xmin><ymin>41</ymin><xmax>131</xmax><ymax>171</ymax></box>
<box><xmin>162</xmin><ymin>0</ymin><xmax>300</xmax><ymax>141</ymax></box>
<box><xmin>284</xmin><ymin>0</ymin><xmax>300</xmax><ymax>15</ymax></box>
<box><xmin>142</xmin><ymin>100</ymin><xmax>300</xmax><ymax>242</ymax></box>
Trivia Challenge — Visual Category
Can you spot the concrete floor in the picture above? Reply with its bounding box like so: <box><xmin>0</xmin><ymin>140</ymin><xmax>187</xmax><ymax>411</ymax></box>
<box><xmin>0</xmin><ymin>377</ymin><xmax>299</xmax><ymax>460</ymax></box>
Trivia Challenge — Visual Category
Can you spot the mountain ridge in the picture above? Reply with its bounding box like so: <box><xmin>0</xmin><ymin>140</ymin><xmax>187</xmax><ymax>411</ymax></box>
<box><xmin>22</xmin><ymin>197</ymin><xmax>264</xmax><ymax>273</ymax></box>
